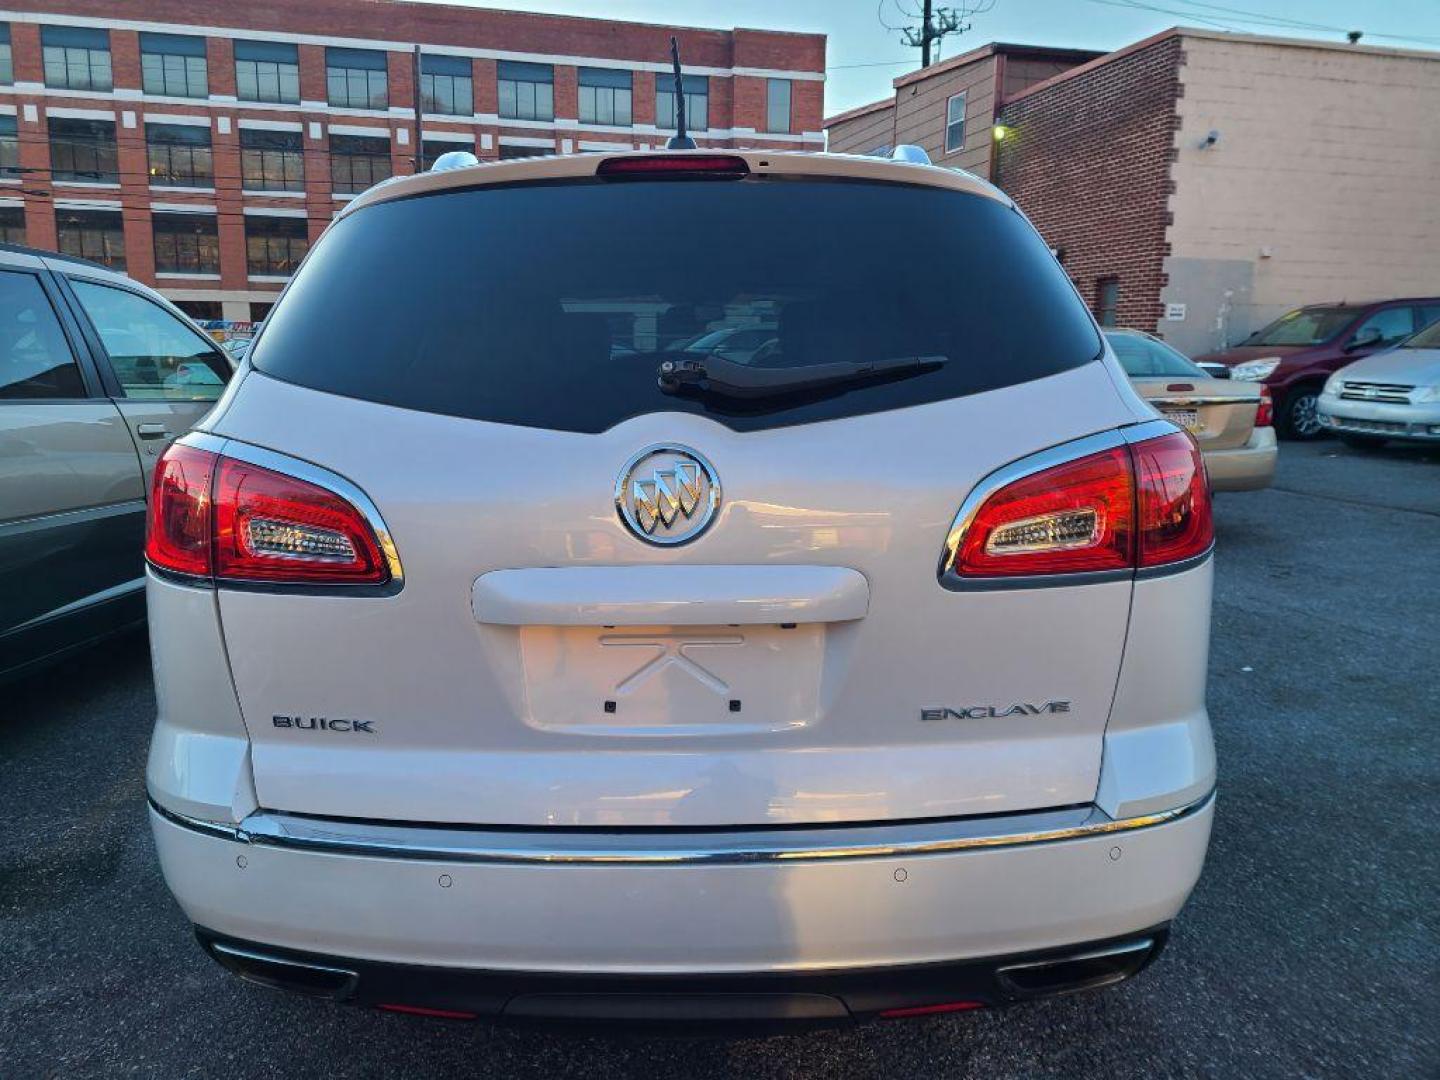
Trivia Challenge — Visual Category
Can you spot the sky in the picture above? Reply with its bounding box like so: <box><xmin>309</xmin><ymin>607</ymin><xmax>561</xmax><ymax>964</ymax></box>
<box><xmin>427</xmin><ymin>0</ymin><xmax>1440</xmax><ymax>117</ymax></box>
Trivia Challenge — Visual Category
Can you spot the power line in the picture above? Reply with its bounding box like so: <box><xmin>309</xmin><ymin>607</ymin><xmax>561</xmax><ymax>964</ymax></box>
<box><xmin>1081</xmin><ymin>0</ymin><xmax>1440</xmax><ymax>47</ymax></box>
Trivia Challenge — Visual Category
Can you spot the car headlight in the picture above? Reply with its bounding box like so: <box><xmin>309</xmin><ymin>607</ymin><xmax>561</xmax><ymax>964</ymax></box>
<box><xmin>1323</xmin><ymin>372</ymin><xmax>1346</xmax><ymax>396</ymax></box>
<box><xmin>1413</xmin><ymin>384</ymin><xmax>1440</xmax><ymax>404</ymax></box>
<box><xmin>1231</xmin><ymin>357</ymin><xmax>1281</xmax><ymax>381</ymax></box>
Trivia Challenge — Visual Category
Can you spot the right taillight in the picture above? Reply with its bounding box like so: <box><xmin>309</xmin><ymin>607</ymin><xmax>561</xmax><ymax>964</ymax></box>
<box><xmin>946</xmin><ymin>428</ymin><xmax>1213</xmax><ymax>580</ymax></box>
<box><xmin>1255</xmin><ymin>386</ymin><xmax>1273</xmax><ymax>427</ymax></box>
<box><xmin>145</xmin><ymin>441</ymin><xmax>392</xmax><ymax>587</ymax></box>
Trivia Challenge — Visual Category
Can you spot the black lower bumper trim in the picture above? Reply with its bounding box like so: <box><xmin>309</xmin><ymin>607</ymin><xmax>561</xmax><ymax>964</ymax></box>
<box><xmin>195</xmin><ymin>925</ymin><xmax>1170</xmax><ymax>1027</ymax></box>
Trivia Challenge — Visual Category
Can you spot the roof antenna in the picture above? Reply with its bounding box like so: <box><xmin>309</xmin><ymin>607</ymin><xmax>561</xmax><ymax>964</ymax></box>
<box><xmin>666</xmin><ymin>37</ymin><xmax>697</xmax><ymax>150</ymax></box>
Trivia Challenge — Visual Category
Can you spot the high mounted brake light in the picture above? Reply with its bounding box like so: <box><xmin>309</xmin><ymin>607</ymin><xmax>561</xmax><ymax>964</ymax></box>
<box><xmin>145</xmin><ymin>442</ymin><xmax>393</xmax><ymax>586</ymax></box>
<box><xmin>943</xmin><ymin>428</ymin><xmax>1212</xmax><ymax>581</ymax></box>
<box><xmin>596</xmin><ymin>155</ymin><xmax>750</xmax><ymax>179</ymax></box>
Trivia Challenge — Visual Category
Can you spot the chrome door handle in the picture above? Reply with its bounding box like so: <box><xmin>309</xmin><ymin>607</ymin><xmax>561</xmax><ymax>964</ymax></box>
<box><xmin>136</xmin><ymin>423</ymin><xmax>172</xmax><ymax>440</ymax></box>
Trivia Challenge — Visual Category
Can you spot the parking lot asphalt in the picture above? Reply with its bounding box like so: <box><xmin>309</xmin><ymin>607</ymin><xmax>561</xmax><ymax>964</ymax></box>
<box><xmin>2</xmin><ymin>438</ymin><xmax>1437</xmax><ymax>1079</ymax></box>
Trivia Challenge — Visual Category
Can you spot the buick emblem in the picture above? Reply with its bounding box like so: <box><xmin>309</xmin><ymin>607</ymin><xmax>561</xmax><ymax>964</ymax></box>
<box><xmin>615</xmin><ymin>444</ymin><xmax>721</xmax><ymax>546</ymax></box>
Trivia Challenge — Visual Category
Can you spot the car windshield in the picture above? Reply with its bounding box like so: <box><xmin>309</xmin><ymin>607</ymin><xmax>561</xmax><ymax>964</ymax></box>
<box><xmin>250</xmin><ymin>177</ymin><xmax>1103</xmax><ymax>434</ymax></box>
<box><xmin>1104</xmin><ymin>332</ymin><xmax>1206</xmax><ymax>378</ymax></box>
<box><xmin>1246</xmin><ymin>307</ymin><xmax>1357</xmax><ymax>347</ymax></box>
<box><xmin>1401</xmin><ymin>319</ymin><xmax>1440</xmax><ymax>349</ymax></box>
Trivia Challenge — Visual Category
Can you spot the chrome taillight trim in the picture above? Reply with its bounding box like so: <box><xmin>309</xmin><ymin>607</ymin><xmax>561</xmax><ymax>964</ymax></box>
<box><xmin>938</xmin><ymin>419</ymin><xmax>1186</xmax><ymax>591</ymax></box>
<box><xmin>150</xmin><ymin>790</ymin><xmax>1213</xmax><ymax>867</ymax></box>
<box><xmin>167</xmin><ymin>432</ymin><xmax>405</xmax><ymax>590</ymax></box>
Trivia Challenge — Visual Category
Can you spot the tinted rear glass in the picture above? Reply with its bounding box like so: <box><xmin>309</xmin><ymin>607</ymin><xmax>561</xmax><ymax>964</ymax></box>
<box><xmin>250</xmin><ymin>178</ymin><xmax>1101</xmax><ymax>433</ymax></box>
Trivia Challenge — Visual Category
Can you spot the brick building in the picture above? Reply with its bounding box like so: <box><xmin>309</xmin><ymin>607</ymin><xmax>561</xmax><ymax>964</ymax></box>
<box><xmin>832</xmin><ymin>28</ymin><xmax>1440</xmax><ymax>354</ymax></box>
<box><xmin>0</xmin><ymin>1</ymin><xmax>825</xmax><ymax>320</ymax></box>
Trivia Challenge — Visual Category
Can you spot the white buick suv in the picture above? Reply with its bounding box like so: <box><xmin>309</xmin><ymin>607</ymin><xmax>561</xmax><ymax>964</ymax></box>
<box><xmin>145</xmin><ymin>148</ymin><xmax>1216</xmax><ymax>1025</ymax></box>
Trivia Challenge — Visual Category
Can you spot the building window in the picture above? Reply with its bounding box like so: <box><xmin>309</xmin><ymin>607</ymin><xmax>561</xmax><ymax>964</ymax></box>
<box><xmin>656</xmin><ymin>75</ymin><xmax>708</xmax><ymax>132</ymax></box>
<box><xmin>420</xmin><ymin>54</ymin><xmax>472</xmax><ymax>116</ymax></box>
<box><xmin>498</xmin><ymin>143</ymin><xmax>549</xmax><ymax>160</ymax></box>
<box><xmin>146</xmin><ymin>123</ymin><xmax>213</xmax><ymax>188</ymax></box>
<box><xmin>0</xmin><ymin>24</ymin><xmax>13</xmax><ymax>86</ymax></box>
<box><xmin>153</xmin><ymin>213</ymin><xmax>219</xmax><ymax>275</ymax></box>
<box><xmin>235</xmin><ymin>40</ymin><xmax>299</xmax><ymax>104</ymax></box>
<box><xmin>250</xmin><ymin>301</ymin><xmax>274</xmax><ymax>322</ymax></box>
<box><xmin>42</xmin><ymin>26</ymin><xmax>112</xmax><ymax>91</ymax></box>
<box><xmin>766</xmin><ymin>79</ymin><xmax>792</xmax><ymax>134</ymax></box>
<box><xmin>49</xmin><ymin>118</ymin><xmax>119</xmax><ymax>184</ymax></box>
<box><xmin>945</xmin><ymin>92</ymin><xmax>966</xmax><ymax>154</ymax></box>
<box><xmin>240</xmin><ymin>128</ymin><xmax>304</xmax><ymax>192</ymax></box>
<box><xmin>0</xmin><ymin>115</ymin><xmax>18</xmax><ymax>178</ymax></box>
<box><xmin>421</xmin><ymin>138</ymin><xmax>475</xmax><ymax>170</ymax></box>
<box><xmin>246</xmin><ymin>216</ymin><xmax>308</xmax><ymax>276</ymax></box>
<box><xmin>56</xmin><ymin>209</ymin><xmax>125</xmax><ymax>269</ymax></box>
<box><xmin>1096</xmin><ymin>277</ymin><xmax>1121</xmax><ymax>327</ymax></box>
<box><xmin>579</xmin><ymin>68</ymin><xmax>632</xmax><ymax>126</ymax></box>
<box><xmin>497</xmin><ymin>61</ymin><xmax>554</xmax><ymax>121</ymax></box>
<box><xmin>327</xmin><ymin>47</ymin><xmax>388</xmax><ymax>110</ymax></box>
<box><xmin>329</xmin><ymin>134</ymin><xmax>392</xmax><ymax>194</ymax></box>
<box><xmin>173</xmin><ymin>299</ymin><xmax>222</xmax><ymax>320</ymax></box>
<box><xmin>0</xmin><ymin>206</ymin><xmax>24</xmax><ymax>245</ymax></box>
<box><xmin>140</xmin><ymin>32</ymin><xmax>207</xmax><ymax>98</ymax></box>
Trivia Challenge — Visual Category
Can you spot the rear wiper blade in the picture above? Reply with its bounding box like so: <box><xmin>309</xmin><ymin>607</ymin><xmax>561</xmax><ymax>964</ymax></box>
<box><xmin>658</xmin><ymin>354</ymin><xmax>946</xmax><ymax>399</ymax></box>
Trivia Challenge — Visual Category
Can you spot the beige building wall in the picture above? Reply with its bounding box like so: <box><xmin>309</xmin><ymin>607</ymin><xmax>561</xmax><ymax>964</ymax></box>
<box><xmin>826</xmin><ymin>101</ymin><xmax>897</xmax><ymax>156</ymax></box>
<box><xmin>1163</xmin><ymin>32</ymin><xmax>1440</xmax><ymax>354</ymax></box>
<box><xmin>893</xmin><ymin>56</ymin><xmax>1000</xmax><ymax>176</ymax></box>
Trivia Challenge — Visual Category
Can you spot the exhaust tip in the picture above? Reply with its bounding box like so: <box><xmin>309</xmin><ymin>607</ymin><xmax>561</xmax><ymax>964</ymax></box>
<box><xmin>206</xmin><ymin>940</ymin><xmax>358</xmax><ymax>1000</ymax></box>
<box><xmin>995</xmin><ymin>937</ymin><xmax>1159</xmax><ymax>1000</ymax></box>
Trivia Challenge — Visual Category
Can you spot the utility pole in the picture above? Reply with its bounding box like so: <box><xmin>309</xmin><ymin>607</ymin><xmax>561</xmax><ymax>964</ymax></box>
<box><xmin>411</xmin><ymin>44</ymin><xmax>423</xmax><ymax>172</ymax></box>
<box><xmin>896</xmin><ymin>1</ymin><xmax>970</xmax><ymax>68</ymax></box>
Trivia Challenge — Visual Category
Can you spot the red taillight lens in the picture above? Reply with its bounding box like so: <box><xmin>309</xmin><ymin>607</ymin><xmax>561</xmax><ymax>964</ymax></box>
<box><xmin>953</xmin><ymin>446</ymin><xmax>1135</xmax><ymax>577</ymax></box>
<box><xmin>596</xmin><ymin>154</ymin><xmax>749</xmax><ymax>179</ymax></box>
<box><xmin>1133</xmin><ymin>431</ymin><xmax>1213</xmax><ymax>567</ymax></box>
<box><xmin>1255</xmin><ymin>386</ymin><xmax>1273</xmax><ymax>427</ymax></box>
<box><xmin>213</xmin><ymin>457</ymin><xmax>388</xmax><ymax>583</ymax></box>
<box><xmin>145</xmin><ymin>443</ymin><xmax>218</xmax><ymax>577</ymax></box>
<box><xmin>948</xmin><ymin>430</ymin><xmax>1213</xmax><ymax>580</ymax></box>
<box><xmin>879</xmin><ymin>1000</ymin><xmax>986</xmax><ymax>1019</ymax></box>
<box><xmin>146</xmin><ymin>443</ymin><xmax>390</xmax><ymax>586</ymax></box>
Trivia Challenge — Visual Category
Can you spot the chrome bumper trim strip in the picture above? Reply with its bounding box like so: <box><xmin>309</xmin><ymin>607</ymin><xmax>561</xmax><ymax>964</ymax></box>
<box><xmin>150</xmin><ymin>791</ymin><xmax>1215</xmax><ymax>867</ymax></box>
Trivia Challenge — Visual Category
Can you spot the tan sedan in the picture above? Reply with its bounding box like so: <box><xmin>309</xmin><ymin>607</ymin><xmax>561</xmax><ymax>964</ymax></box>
<box><xmin>1106</xmin><ymin>330</ymin><xmax>1277</xmax><ymax>491</ymax></box>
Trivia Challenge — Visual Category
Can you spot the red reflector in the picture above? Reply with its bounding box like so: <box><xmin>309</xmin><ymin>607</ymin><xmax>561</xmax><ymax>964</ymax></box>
<box><xmin>1133</xmin><ymin>431</ymin><xmax>1213</xmax><ymax>567</ymax></box>
<box><xmin>597</xmin><ymin>154</ymin><xmax>749</xmax><ymax>178</ymax></box>
<box><xmin>1255</xmin><ymin>385</ymin><xmax>1273</xmax><ymax>427</ymax></box>
<box><xmin>145</xmin><ymin>443</ymin><xmax>218</xmax><ymax>577</ymax></box>
<box><xmin>1166</xmin><ymin>383</ymin><xmax>1194</xmax><ymax>392</ymax></box>
<box><xmin>377</xmin><ymin>1003</ymin><xmax>478</xmax><ymax>1020</ymax></box>
<box><xmin>213</xmin><ymin>457</ymin><xmax>388</xmax><ymax>584</ymax></box>
<box><xmin>880</xmin><ymin>1000</ymin><xmax>986</xmax><ymax>1019</ymax></box>
<box><xmin>953</xmin><ymin>446</ymin><xmax>1135</xmax><ymax>577</ymax></box>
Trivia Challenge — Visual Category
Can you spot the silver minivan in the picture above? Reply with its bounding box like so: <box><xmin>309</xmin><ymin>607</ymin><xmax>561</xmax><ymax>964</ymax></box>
<box><xmin>144</xmin><ymin>150</ymin><xmax>1216</xmax><ymax>1025</ymax></box>
<box><xmin>0</xmin><ymin>245</ymin><xmax>231</xmax><ymax>680</ymax></box>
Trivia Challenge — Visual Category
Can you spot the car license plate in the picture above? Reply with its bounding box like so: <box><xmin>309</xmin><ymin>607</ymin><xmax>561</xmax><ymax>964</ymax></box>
<box><xmin>1162</xmin><ymin>408</ymin><xmax>1200</xmax><ymax>432</ymax></box>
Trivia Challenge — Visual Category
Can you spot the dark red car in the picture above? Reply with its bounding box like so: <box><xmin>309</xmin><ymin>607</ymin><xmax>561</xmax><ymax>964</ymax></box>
<box><xmin>1194</xmin><ymin>298</ymin><xmax>1440</xmax><ymax>438</ymax></box>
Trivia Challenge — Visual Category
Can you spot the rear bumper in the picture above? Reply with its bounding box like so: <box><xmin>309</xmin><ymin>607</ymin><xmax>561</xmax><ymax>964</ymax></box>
<box><xmin>1203</xmin><ymin>427</ymin><xmax>1277</xmax><ymax>492</ymax></box>
<box><xmin>195</xmin><ymin>924</ymin><xmax>1171</xmax><ymax>1024</ymax></box>
<box><xmin>150</xmin><ymin>791</ymin><xmax>1213</xmax><ymax>1004</ymax></box>
<box><xmin>1317</xmin><ymin>394</ymin><xmax>1440</xmax><ymax>441</ymax></box>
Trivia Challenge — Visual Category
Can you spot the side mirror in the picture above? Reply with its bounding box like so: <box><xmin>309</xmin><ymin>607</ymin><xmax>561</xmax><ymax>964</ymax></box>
<box><xmin>1346</xmin><ymin>327</ymin><xmax>1383</xmax><ymax>352</ymax></box>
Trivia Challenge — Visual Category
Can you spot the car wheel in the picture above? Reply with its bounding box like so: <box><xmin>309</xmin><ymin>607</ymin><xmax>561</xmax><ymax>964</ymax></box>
<box><xmin>1278</xmin><ymin>387</ymin><xmax>1324</xmax><ymax>440</ymax></box>
<box><xmin>1340</xmin><ymin>434</ymin><xmax>1388</xmax><ymax>450</ymax></box>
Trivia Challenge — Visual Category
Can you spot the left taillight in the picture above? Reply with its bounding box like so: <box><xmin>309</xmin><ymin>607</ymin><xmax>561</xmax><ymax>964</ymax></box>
<box><xmin>146</xmin><ymin>442</ymin><xmax>391</xmax><ymax>586</ymax></box>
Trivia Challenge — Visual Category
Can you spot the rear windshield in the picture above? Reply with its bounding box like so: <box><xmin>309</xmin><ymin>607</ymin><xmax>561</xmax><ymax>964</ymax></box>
<box><xmin>250</xmin><ymin>177</ymin><xmax>1101</xmax><ymax>433</ymax></box>
<box><xmin>1105</xmin><ymin>332</ymin><xmax>1205</xmax><ymax>378</ymax></box>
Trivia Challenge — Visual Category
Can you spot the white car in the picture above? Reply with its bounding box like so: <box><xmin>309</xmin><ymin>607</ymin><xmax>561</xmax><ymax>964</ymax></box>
<box><xmin>144</xmin><ymin>148</ymin><xmax>1216</xmax><ymax>1025</ymax></box>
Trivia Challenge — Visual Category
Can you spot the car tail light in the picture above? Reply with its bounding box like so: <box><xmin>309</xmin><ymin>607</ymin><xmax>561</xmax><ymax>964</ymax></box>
<box><xmin>946</xmin><ymin>429</ymin><xmax>1213</xmax><ymax>580</ymax></box>
<box><xmin>597</xmin><ymin>154</ymin><xmax>749</xmax><ymax>179</ymax></box>
<box><xmin>952</xmin><ymin>446</ymin><xmax>1135</xmax><ymax>577</ymax></box>
<box><xmin>146</xmin><ymin>443</ymin><xmax>218</xmax><ymax>577</ymax></box>
<box><xmin>146</xmin><ymin>442</ymin><xmax>391</xmax><ymax>586</ymax></box>
<box><xmin>1255</xmin><ymin>386</ymin><xmax>1273</xmax><ymax>427</ymax></box>
<box><xmin>879</xmin><ymin>1000</ymin><xmax>986</xmax><ymax>1019</ymax></box>
<box><xmin>1133</xmin><ymin>432</ymin><xmax>1213</xmax><ymax>567</ymax></box>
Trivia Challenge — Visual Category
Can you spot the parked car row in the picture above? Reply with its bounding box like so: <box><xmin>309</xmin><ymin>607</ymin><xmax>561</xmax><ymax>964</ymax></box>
<box><xmin>1192</xmin><ymin>298</ymin><xmax>1440</xmax><ymax>440</ymax></box>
